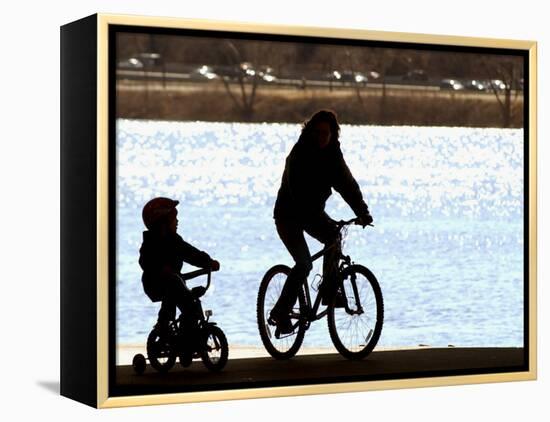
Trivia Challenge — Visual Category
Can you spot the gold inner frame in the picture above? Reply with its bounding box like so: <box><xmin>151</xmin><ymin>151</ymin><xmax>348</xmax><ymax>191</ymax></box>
<box><xmin>96</xmin><ymin>13</ymin><xmax>537</xmax><ymax>408</ymax></box>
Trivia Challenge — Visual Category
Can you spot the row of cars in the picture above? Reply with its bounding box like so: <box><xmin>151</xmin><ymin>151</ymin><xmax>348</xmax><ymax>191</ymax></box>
<box><xmin>195</xmin><ymin>63</ymin><xmax>278</xmax><ymax>83</ymax></box>
<box><xmin>118</xmin><ymin>56</ymin><xmax>517</xmax><ymax>91</ymax></box>
<box><xmin>398</xmin><ymin>69</ymin><xmax>514</xmax><ymax>91</ymax></box>
<box><xmin>117</xmin><ymin>55</ymin><xmax>379</xmax><ymax>86</ymax></box>
<box><xmin>118</xmin><ymin>56</ymin><xmax>279</xmax><ymax>83</ymax></box>
<box><xmin>188</xmin><ymin>63</ymin><xmax>381</xmax><ymax>86</ymax></box>
<box><xmin>440</xmin><ymin>78</ymin><xmax>510</xmax><ymax>91</ymax></box>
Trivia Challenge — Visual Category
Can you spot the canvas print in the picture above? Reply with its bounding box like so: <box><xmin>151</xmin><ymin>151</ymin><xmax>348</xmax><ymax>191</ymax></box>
<box><xmin>110</xmin><ymin>26</ymin><xmax>527</xmax><ymax>396</ymax></box>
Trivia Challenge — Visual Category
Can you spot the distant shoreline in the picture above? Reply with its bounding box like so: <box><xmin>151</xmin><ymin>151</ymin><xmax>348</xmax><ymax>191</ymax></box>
<box><xmin>116</xmin><ymin>81</ymin><xmax>524</xmax><ymax>128</ymax></box>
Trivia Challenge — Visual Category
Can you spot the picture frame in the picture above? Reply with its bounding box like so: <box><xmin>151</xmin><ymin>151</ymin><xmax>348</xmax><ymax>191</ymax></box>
<box><xmin>60</xmin><ymin>13</ymin><xmax>537</xmax><ymax>408</ymax></box>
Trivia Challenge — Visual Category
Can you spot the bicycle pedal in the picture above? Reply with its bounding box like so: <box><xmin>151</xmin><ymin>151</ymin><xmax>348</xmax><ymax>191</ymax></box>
<box><xmin>275</xmin><ymin>330</ymin><xmax>295</xmax><ymax>339</ymax></box>
<box><xmin>274</xmin><ymin>328</ymin><xmax>293</xmax><ymax>339</ymax></box>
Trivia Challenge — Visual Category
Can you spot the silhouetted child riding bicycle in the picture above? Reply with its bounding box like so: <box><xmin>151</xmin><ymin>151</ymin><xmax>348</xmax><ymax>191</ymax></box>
<box><xmin>133</xmin><ymin>197</ymin><xmax>228</xmax><ymax>373</ymax></box>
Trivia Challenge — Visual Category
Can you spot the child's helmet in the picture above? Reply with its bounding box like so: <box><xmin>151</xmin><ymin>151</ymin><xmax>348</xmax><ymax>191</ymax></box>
<box><xmin>142</xmin><ymin>197</ymin><xmax>179</xmax><ymax>229</ymax></box>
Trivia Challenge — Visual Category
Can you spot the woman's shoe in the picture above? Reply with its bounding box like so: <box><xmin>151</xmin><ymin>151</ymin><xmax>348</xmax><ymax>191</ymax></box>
<box><xmin>268</xmin><ymin>311</ymin><xmax>294</xmax><ymax>336</ymax></box>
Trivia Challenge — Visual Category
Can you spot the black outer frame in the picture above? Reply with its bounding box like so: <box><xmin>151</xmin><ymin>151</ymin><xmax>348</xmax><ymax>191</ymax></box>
<box><xmin>60</xmin><ymin>14</ymin><xmax>98</xmax><ymax>408</ymax></box>
<box><xmin>108</xmin><ymin>24</ymin><xmax>530</xmax><ymax>397</ymax></box>
<box><xmin>60</xmin><ymin>13</ymin><xmax>533</xmax><ymax>407</ymax></box>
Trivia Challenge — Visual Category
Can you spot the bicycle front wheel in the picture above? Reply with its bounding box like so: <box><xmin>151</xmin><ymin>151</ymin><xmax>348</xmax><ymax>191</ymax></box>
<box><xmin>257</xmin><ymin>265</ymin><xmax>306</xmax><ymax>360</ymax></box>
<box><xmin>327</xmin><ymin>264</ymin><xmax>384</xmax><ymax>360</ymax></box>
<box><xmin>200</xmin><ymin>325</ymin><xmax>229</xmax><ymax>372</ymax></box>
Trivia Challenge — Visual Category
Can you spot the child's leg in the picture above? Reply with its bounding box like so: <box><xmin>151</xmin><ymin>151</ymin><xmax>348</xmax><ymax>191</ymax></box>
<box><xmin>172</xmin><ymin>284</ymin><xmax>201</xmax><ymax>359</ymax></box>
<box><xmin>175</xmin><ymin>288</ymin><xmax>200</xmax><ymax>329</ymax></box>
<box><xmin>157</xmin><ymin>297</ymin><xmax>176</xmax><ymax>327</ymax></box>
<box><xmin>156</xmin><ymin>274</ymin><xmax>181</xmax><ymax>332</ymax></box>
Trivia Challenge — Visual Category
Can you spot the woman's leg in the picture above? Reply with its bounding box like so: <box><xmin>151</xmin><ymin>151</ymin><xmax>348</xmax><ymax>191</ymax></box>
<box><xmin>272</xmin><ymin>218</ymin><xmax>312</xmax><ymax>320</ymax></box>
<box><xmin>303</xmin><ymin>213</ymin><xmax>341</xmax><ymax>302</ymax></box>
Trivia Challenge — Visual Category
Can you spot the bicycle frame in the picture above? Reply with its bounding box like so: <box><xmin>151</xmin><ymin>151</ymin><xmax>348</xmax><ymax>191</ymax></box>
<box><xmin>296</xmin><ymin>218</ymin><xmax>368</xmax><ymax>327</ymax></box>
<box><xmin>174</xmin><ymin>268</ymin><xmax>215</xmax><ymax>326</ymax></box>
<box><xmin>299</xmin><ymin>243</ymin><xmax>339</xmax><ymax>323</ymax></box>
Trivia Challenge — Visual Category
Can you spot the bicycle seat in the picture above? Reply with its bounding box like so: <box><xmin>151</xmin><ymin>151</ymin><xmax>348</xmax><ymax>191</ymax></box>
<box><xmin>191</xmin><ymin>286</ymin><xmax>207</xmax><ymax>299</ymax></box>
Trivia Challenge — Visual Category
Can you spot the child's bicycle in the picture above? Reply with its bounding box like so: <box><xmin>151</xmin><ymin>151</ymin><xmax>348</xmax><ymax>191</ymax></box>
<box><xmin>132</xmin><ymin>268</ymin><xmax>229</xmax><ymax>374</ymax></box>
<box><xmin>257</xmin><ymin>218</ymin><xmax>383</xmax><ymax>360</ymax></box>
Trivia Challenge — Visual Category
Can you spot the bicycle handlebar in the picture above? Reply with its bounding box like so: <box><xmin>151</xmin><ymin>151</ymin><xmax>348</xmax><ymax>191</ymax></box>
<box><xmin>336</xmin><ymin>217</ymin><xmax>375</xmax><ymax>228</ymax></box>
<box><xmin>178</xmin><ymin>267</ymin><xmax>219</xmax><ymax>291</ymax></box>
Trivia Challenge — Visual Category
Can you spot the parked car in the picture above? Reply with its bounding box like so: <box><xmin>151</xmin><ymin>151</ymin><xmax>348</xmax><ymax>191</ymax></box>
<box><xmin>193</xmin><ymin>65</ymin><xmax>218</xmax><ymax>80</ymax></box>
<box><xmin>366</xmin><ymin>70</ymin><xmax>381</xmax><ymax>80</ymax></box>
<box><xmin>343</xmin><ymin>71</ymin><xmax>368</xmax><ymax>85</ymax></box>
<box><xmin>464</xmin><ymin>79</ymin><xmax>489</xmax><ymax>91</ymax></box>
<box><xmin>239</xmin><ymin>62</ymin><xmax>256</xmax><ymax>77</ymax></box>
<box><xmin>257</xmin><ymin>65</ymin><xmax>277</xmax><ymax>83</ymax></box>
<box><xmin>136</xmin><ymin>52</ymin><xmax>162</xmax><ymax>68</ymax></box>
<box><xmin>326</xmin><ymin>70</ymin><xmax>341</xmax><ymax>82</ymax></box>
<box><xmin>490</xmin><ymin>79</ymin><xmax>507</xmax><ymax>90</ymax></box>
<box><xmin>214</xmin><ymin>62</ymin><xmax>275</xmax><ymax>82</ymax></box>
<box><xmin>440</xmin><ymin>78</ymin><xmax>464</xmax><ymax>90</ymax></box>
<box><xmin>326</xmin><ymin>70</ymin><xmax>368</xmax><ymax>86</ymax></box>
<box><xmin>402</xmin><ymin>69</ymin><xmax>428</xmax><ymax>82</ymax></box>
<box><xmin>117</xmin><ymin>57</ymin><xmax>144</xmax><ymax>70</ymax></box>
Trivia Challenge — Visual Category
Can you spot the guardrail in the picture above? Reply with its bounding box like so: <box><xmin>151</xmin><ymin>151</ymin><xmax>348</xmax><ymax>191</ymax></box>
<box><xmin>116</xmin><ymin>69</ymin><xmax>520</xmax><ymax>95</ymax></box>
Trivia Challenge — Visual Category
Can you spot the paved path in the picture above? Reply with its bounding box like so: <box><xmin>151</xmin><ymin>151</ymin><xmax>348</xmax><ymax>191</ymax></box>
<box><xmin>113</xmin><ymin>347</ymin><xmax>525</xmax><ymax>396</ymax></box>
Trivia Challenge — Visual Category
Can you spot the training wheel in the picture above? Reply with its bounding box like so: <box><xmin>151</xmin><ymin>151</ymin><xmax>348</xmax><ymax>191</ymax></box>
<box><xmin>132</xmin><ymin>353</ymin><xmax>146</xmax><ymax>375</ymax></box>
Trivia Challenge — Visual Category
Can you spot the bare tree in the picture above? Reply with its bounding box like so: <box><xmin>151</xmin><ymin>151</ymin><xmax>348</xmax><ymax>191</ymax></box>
<box><xmin>347</xmin><ymin>46</ymin><xmax>399</xmax><ymax>124</ymax></box>
<box><xmin>481</xmin><ymin>56</ymin><xmax>523</xmax><ymax>128</ymax></box>
<box><xmin>373</xmin><ymin>48</ymin><xmax>398</xmax><ymax>124</ymax></box>
<box><xmin>217</xmin><ymin>40</ymin><xmax>283</xmax><ymax>121</ymax></box>
<box><xmin>344</xmin><ymin>49</ymin><xmax>368</xmax><ymax>117</ymax></box>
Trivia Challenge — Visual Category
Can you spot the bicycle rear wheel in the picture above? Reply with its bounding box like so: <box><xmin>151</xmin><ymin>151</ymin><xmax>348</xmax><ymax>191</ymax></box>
<box><xmin>146</xmin><ymin>327</ymin><xmax>176</xmax><ymax>372</ymax></box>
<box><xmin>257</xmin><ymin>265</ymin><xmax>306</xmax><ymax>360</ymax></box>
<box><xmin>327</xmin><ymin>264</ymin><xmax>383</xmax><ymax>360</ymax></box>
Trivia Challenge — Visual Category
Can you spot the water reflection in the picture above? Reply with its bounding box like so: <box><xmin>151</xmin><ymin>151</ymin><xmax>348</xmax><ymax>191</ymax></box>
<box><xmin>116</xmin><ymin>120</ymin><xmax>524</xmax><ymax>348</ymax></box>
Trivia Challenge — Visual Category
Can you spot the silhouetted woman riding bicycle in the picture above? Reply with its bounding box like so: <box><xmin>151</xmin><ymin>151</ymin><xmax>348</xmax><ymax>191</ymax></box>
<box><xmin>265</xmin><ymin>110</ymin><xmax>377</xmax><ymax>352</ymax></box>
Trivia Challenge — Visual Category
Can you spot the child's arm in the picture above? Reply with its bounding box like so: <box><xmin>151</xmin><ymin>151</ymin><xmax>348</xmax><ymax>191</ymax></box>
<box><xmin>177</xmin><ymin>236</ymin><xmax>217</xmax><ymax>269</ymax></box>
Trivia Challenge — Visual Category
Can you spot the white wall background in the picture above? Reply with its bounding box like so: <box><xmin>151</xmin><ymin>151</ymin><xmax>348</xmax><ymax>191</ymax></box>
<box><xmin>1</xmin><ymin>0</ymin><xmax>546</xmax><ymax>419</ymax></box>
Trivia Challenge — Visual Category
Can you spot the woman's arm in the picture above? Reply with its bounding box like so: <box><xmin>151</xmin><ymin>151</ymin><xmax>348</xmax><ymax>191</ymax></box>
<box><xmin>332</xmin><ymin>146</ymin><xmax>370</xmax><ymax>218</ymax></box>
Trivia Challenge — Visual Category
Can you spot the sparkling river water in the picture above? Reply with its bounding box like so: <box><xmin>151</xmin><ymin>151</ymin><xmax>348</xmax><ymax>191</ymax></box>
<box><xmin>116</xmin><ymin>119</ymin><xmax>524</xmax><ymax>349</ymax></box>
